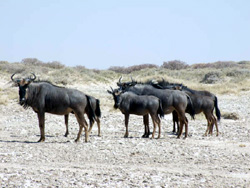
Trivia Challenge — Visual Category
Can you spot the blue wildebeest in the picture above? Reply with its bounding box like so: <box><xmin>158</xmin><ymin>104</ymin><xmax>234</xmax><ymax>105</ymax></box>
<box><xmin>117</xmin><ymin>78</ymin><xmax>195</xmax><ymax>139</ymax></box>
<box><xmin>152</xmin><ymin>80</ymin><xmax>221</xmax><ymax>136</ymax></box>
<box><xmin>11</xmin><ymin>73</ymin><xmax>96</xmax><ymax>142</ymax></box>
<box><xmin>107</xmin><ymin>88</ymin><xmax>164</xmax><ymax>139</ymax></box>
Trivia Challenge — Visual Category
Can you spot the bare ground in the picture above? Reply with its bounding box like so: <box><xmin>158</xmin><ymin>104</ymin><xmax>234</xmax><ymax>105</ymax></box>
<box><xmin>0</xmin><ymin>83</ymin><xmax>250</xmax><ymax>187</ymax></box>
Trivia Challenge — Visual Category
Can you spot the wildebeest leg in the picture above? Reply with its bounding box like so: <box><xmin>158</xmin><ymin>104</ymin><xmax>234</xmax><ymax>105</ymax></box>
<box><xmin>124</xmin><ymin>114</ymin><xmax>129</xmax><ymax>138</ymax></box>
<box><xmin>156</xmin><ymin>116</ymin><xmax>161</xmax><ymax>139</ymax></box>
<box><xmin>88</xmin><ymin>120</ymin><xmax>95</xmax><ymax>134</ymax></box>
<box><xmin>204</xmin><ymin>113</ymin><xmax>213</xmax><ymax>136</ymax></box>
<box><xmin>204</xmin><ymin>117</ymin><xmax>212</xmax><ymax>136</ymax></box>
<box><xmin>88</xmin><ymin>117</ymin><xmax>101</xmax><ymax>137</ymax></box>
<box><xmin>142</xmin><ymin>115</ymin><xmax>149</xmax><ymax>138</ymax></box>
<box><xmin>37</xmin><ymin>112</ymin><xmax>45</xmax><ymax>142</ymax></box>
<box><xmin>151</xmin><ymin>115</ymin><xmax>158</xmax><ymax>139</ymax></box>
<box><xmin>172</xmin><ymin>111</ymin><xmax>179</xmax><ymax>133</ymax></box>
<box><xmin>184</xmin><ymin>117</ymin><xmax>188</xmax><ymax>138</ymax></box>
<box><xmin>96</xmin><ymin>118</ymin><xmax>101</xmax><ymax>137</ymax></box>
<box><xmin>211</xmin><ymin>115</ymin><xmax>219</xmax><ymax>136</ymax></box>
<box><xmin>209</xmin><ymin>122</ymin><xmax>214</xmax><ymax>135</ymax></box>
<box><xmin>75</xmin><ymin>113</ymin><xmax>89</xmax><ymax>142</ymax></box>
<box><xmin>177</xmin><ymin>120</ymin><xmax>184</xmax><ymax>139</ymax></box>
<box><xmin>178</xmin><ymin>117</ymin><xmax>188</xmax><ymax>139</ymax></box>
<box><xmin>64</xmin><ymin>114</ymin><xmax>69</xmax><ymax>137</ymax></box>
<box><xmin>176</xmin><ymin>120</ymin><xmax>180</xmax><ymax>135</ymax></box>
<box><xmin>177</xmin><ymin>112</ymin><xmax>187</xmax><ymax>139</ymax></box>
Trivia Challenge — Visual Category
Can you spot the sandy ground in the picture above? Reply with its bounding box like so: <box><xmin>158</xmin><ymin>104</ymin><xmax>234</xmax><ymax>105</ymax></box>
<box><xmin>0</xmin><ymin>82</ymin><xmax>250</xmax><ymax>187</ymax></box>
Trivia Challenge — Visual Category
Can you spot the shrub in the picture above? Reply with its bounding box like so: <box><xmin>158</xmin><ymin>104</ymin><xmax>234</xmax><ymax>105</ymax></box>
<box><xmin>226</xmin><ymin>69</ymin><xmax>250</xmax><ymax>77</ymax></box>
<box><xmin>0</xmin><ymin>62</ymin><xmax>26</xmax><ymax>74</ymax></box>
<box><xmin>46</xmin><ymin>61</ymin><xmax>65</xmax><ymax>69</ymax></box>
<box><xmin>108</xmin><ymin>66</ymin><xmax>127</xmax><ymax>73</ymax></box>
<box><xmin>212</xmin><ymin>61</ymin><xmax>237</xmax><ymax>68</ymax></box>
<box><xmin>21</xmin><ymin>58</ymin><xmax>44</xmax><ymax>66</ymax></box>
<box><xmin>192</xmin><ymin>61</ymin><xmax>238</xmax><ymax>69</ymax></box>
<box><xmin>21</xmin><ymin>58</ymin><xmax>64</xmax><ymax>69</ymax></box>
<box><xmin>161</xmin><ymin>60</ymin><xmax>189</xmax><ymax>70</ymax></box>
<box><xmin>200</xmin><ymin>72</ymin><xmax>221</xmax><ymax>84</ymax></box>
<box><xmin>109</xmin><ymin>64</ymin><xmax>158</xmax><ymax>74</ymax></box>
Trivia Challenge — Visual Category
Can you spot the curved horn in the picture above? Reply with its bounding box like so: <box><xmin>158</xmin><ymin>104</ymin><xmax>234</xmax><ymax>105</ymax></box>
<box><xmin>11</xmin><ymin>73</ymin><xmax>16</xmax><ymax>82</ymax></box>
<box><xmin>118</xmin><ymin>76</ymin><xmax>122</xmax><ymax>83</ymax></box>
<box><xmin>30</xmin><ymin>73</ymin><xmax>36</xmax><ymax>81</ymax></box>
<box><xmin>110</xmin><ymin>86</ymin><xmax>114</xmax><ymax>92</ymax></box>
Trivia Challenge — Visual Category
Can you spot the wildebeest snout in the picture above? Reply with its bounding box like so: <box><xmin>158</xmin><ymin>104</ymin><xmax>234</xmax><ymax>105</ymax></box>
<box><xmin>20</xmin><ymin>98</ymin><xmax>26</xmax><ymax>105</ymax></box>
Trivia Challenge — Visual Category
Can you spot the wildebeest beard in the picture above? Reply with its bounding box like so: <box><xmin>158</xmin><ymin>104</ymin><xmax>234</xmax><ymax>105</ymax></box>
<box><xmin>19</xmin><ymin>85</ymin><xmax>38</xmax><ymax>110</ymax></box>
<box><xmin>20</xmin><ymin>99</ymin><xmax>29</xmax><ymax>109</ymax></box>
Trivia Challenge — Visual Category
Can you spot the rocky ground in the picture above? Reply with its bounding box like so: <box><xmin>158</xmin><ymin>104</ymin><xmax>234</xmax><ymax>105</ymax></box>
<box><xmin>0</xmin><ymin>83</ymin><xmax>250</xmax><ymax>187</ymax></box>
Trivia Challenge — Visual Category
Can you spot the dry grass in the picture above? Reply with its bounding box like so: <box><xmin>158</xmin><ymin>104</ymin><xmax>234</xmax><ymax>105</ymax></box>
<box><xmin>0</xmin><ymin>60</ymin><xmax>250</xmax><ymax>105</ymax></box>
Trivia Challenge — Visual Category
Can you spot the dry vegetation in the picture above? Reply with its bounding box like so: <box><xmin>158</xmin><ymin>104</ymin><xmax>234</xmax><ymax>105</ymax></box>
<box><xmin>1</xmin><ymin>59</ymin><xmax>250</xmax><ymax>116</ymax></box>
<box><xmin>0</xmin><ymin>59</ymin><xmax>250</xmax><ymax>187</ymax></box>
<box><xmin>1</xmin><ymin>59</ymin><xmax>250</xmax><ymax>98</ymax></box>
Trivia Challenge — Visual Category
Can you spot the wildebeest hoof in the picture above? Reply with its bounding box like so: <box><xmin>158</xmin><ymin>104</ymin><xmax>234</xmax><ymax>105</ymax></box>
<box><xmin>38</xmin><ymin>138</ymin><xmax>45</xmax><ymax>142</ymax></box>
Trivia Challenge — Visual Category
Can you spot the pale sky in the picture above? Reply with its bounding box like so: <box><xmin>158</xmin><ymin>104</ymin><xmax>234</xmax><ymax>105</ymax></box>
<box><xmin>1</xmin><ymin>0</ymin><xmax>250</xmax><ymax>69</ymax></box>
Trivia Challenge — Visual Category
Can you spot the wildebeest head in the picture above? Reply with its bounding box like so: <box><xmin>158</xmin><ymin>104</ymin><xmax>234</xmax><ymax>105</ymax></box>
<box><xmin>117</xmin><ymin>76</ymin><xmax>137</xmax><ymax>90</ymax></box>
<box><xmin>107</xmin><ymin>87</ymin><xmax>122</xmax><ymax>109</ymax></box>
<box><xmin>11</xmin><ymin>73</ymin><xmax>36</xmax><ymax>106</ymax></box>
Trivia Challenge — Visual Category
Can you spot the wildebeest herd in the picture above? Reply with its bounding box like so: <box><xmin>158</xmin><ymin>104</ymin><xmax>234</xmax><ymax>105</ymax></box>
<box><xmin>11</xmin><ymin>73</ymin><xmax>221</xmax><ymax>142</ymax></box>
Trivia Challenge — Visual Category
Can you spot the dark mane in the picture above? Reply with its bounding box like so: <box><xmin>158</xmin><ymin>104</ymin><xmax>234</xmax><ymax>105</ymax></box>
<box><xmin>156</xmin><ymin>79</ymin><xmax>181</xmax><ymax>87</ymax></box>
<box><xmin>149</xmin><ymin>79</ymin><xmax>198</xmax><ymax>94</ymax></box>
<box><xmin>134</xmin><ymin>79</ymin><xmax>182</xmax><ymax>90</ymax></box>
<box><xmin>23</xmin><ymin>81</ymin><xmax>65</xmax><ymax>109</ymax></box>
<box><xmin>33</xmin><ymin>80</ymin><xmax>65</xmax><ymax>88</ymax></box>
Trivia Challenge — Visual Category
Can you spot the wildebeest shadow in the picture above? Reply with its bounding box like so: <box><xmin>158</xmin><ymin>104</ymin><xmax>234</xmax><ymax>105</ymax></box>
<box><xmin>0</xmin><ymin>139</ymin><xmax>38</xmax><ymax>144</ymax></box>
<box><xmin>167</xmin><ymin>131</ymin><xmax>178</xmax><ymax>136</ymax></box>
<box><xmin>0</xmin><ymin>134</ymin><xmax>72</xmax><ymax>144</ymax></box>
<box><xmin>0</xmin><ymin>139</ymin><xmax>77</xmax><ymax>144</ymax></box>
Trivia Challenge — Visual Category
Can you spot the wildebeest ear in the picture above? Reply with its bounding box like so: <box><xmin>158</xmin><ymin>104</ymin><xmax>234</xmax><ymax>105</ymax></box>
<box><xmin>114</xmin><ymin>89</ymin><xmax>122</xmax><ymax>95</ymax></box>
<box><xmin>179</xmin><ymin>84</ymin><xmax>183</xmax><ymax>90</ymax></box>
<box><xmin>22</xmin><ymin>78</ymin><xmax>33</xmax><ymax>85</ymax></box>
<box><xmin>107</xmin><ymin>89</ymin><xmax>115</xmax><ymax>95</ymax></box>
<box><xmin>12</xmin><ymin>79</ymin><xmax>21</xmax><ymax>87</ymax></box>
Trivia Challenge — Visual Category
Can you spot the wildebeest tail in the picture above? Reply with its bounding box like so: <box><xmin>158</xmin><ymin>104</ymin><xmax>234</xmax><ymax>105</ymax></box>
<box><xmin>157</xmin><ymin>99</ymin><xmax>164</xmax><ymax>118</ymax></box>
<box><xmin>86</xmin><ymin>95</ymin><xmax>96</xmax><ymax>125</ymax></box>
<box><xmin>95</xmin><ymin>99</ymin><xmax>101</xmax><ymax>118</ymax></box>
<box><xmin>186</xmin><ymin>95</ymin><xmax>195</xmax><ymax>119</ymax></box>
<box><xmin>214</xmin><ymin>96</ymin><xmax>221</xmax><ymax>121</ymax></box>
